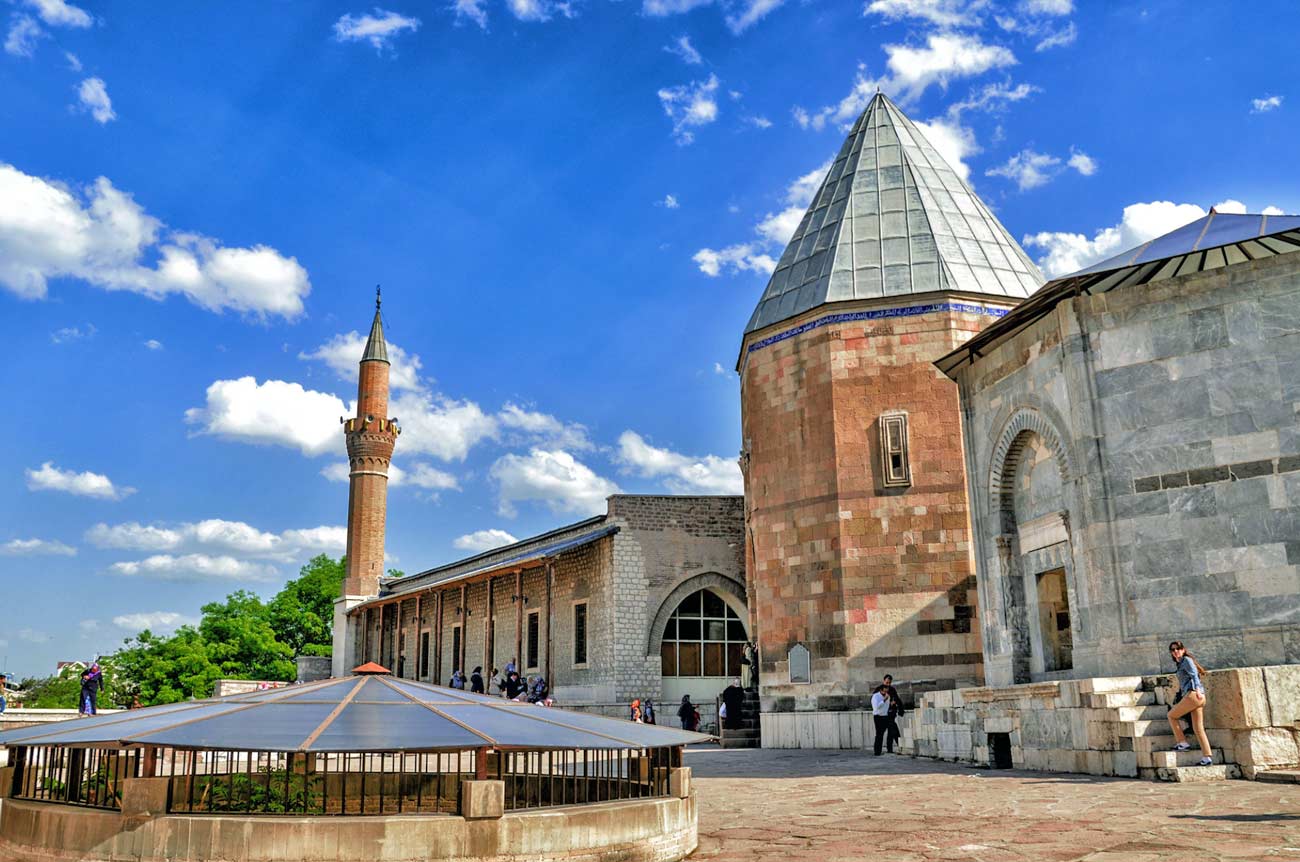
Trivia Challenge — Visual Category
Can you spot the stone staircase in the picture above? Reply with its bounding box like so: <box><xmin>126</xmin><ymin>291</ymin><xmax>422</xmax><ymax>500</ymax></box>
<box><xmin>1090</xmin><ymin>678</ymin><xmax>1240</xmax><ymax>782</ymax></box>
<box><xmin>717</xmin><ymin>689</ymin><xmax>761</xmax><ymax>749</ymax></box>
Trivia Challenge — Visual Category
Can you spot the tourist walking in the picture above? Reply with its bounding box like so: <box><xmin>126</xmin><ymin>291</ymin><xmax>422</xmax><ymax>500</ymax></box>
<box><xmin>871</xmin><ymin>684</ymin><xmax>894</xmax><ymax>755</ymax></box>
<box><xmin>1166</xmin><ymin>641</ymin><xmax>1214</xmax><ymax>766</ymax></box>
<box><xmin>79</xmin><ymin>662</ymin><xmax>102</xmax><ymax>717</ymax></box>
<box><xmin>470</xmin><ymin>666</ymin><xmax>485</xmax><ymax>694</ymax></box>
<box><xmin>882</xmin><ymin>674</ymin><xmax>903</xmax><ymax>751</ymax></box>
<box><xmin>630</xmin><ymin>699</ymin><xmax>643</xmax><ymax>722</ymax></box>
<box><xmin>677</xmin><ymin>695</ymin><xmax>695</xmax><ymax>731</ymax></box>
<box><xmin>643</xmin><ymin>698</ymin><xmax>656</xmax><ymax>725</ymax></box>
<box><xmin>721</xmin><ymin>678</ymin><xmax>745</xmax><ymax>730</ymax></box>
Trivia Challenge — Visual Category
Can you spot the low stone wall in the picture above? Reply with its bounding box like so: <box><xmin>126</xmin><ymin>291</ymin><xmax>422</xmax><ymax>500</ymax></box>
<box><xmin>760</xmin><ymin>710</ymin><xmax>875</xmax><ymax>749</ymax></box>
<box><xmin>0</xmin><ymin>771</ymin><xmax>698</xmax><ymax>862</ymax></box>
<box><xmin>900</xmin><ymin>666</ymin><xmax>1300</xmax><ymax>780</ymax></box>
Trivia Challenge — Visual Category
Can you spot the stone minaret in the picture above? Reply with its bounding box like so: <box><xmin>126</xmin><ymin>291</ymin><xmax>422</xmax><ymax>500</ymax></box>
<box><xmin>342</xmin><ymin>289</ymin><xmax>400</xmax><ymax>598</ymax></box>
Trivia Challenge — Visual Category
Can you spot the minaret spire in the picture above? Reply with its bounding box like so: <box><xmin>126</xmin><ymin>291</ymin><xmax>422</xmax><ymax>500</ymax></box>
<box><xmin>341</xmin><ymin>290</ymin><xmax>400</xmax><ymax>598</ymax></box>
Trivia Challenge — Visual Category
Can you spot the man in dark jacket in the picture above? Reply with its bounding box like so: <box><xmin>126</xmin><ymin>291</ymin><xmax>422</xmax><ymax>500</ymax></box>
<box><xmin>470</xmin><ymin>667</ymin><xmax>485</xmax><ymax>693</ymax></box>
<box><xmin>882</xmin><ymin>674</ymin><xmax>903</xmax><ymax>751</ymax></box>
<box><xmin>721</xmin><ymin>678</ymin><xmax>746</xmax><ymax>730</ymax></box>
<box><xmin>504</xmin><ymin>671</ymin><xmax>525</xmax><ymax>700</ymax></box>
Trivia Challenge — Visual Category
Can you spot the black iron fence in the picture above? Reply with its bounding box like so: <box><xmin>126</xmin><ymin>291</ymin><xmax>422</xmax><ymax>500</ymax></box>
<box><xmin>6</xmin><ymin>744</ymin><xmax>679</xmax><ymax>816</ymax></box>
<box><xmin>9</xmin><ymin>745</ymin><xmax>140</xmax><ymax>811</ymax></box>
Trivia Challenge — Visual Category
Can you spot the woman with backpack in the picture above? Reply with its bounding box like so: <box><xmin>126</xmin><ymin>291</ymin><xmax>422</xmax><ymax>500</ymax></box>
<box><xmin>1166</xmin><ymin>641</ymin><xmax>1214</xmax><ymax>767</ymax></box>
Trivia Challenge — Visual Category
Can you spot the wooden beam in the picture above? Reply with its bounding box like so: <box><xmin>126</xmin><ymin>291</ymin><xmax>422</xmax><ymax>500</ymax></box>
<box><xmin>459</xmin><ymin>583</ymin><xmax>468</xmax><ymax>675</ymax></box>
<box><xmin>415</xmin><ymin>594</ymin><xmax>424</xmax><ymax>680</ymax></box>
<box><xmin>486</xmin><ymin>577</ymin><xmax>495</xmax><ymax>677</ymax></box>
<box><xmin>434</xmin><ymin>590</ymin><xmax>443</xmax><ymax>684</ymax></box>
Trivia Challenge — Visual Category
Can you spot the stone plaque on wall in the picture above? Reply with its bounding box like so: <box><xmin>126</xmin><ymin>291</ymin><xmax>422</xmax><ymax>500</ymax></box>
<box><xmin>788</xmin><ymin>643</ymin><xmax>811</xmax><ymax>684</ymax></box>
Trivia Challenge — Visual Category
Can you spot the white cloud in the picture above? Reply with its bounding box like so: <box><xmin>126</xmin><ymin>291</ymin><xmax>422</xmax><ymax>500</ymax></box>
<box><xmin>64</xmin><ymin>50</ymin><xmax>80</xmax><ymax>70</ymax></box>
<box><xmin>1022</xmin><ymin>0</ymin><xmax>1071</xmax><ymax>14</ymax></box>
<box><xmin>692</xmin><ymin>244</ymin><xmax>776</xmax><ymax>277</ymax></box>
<box><xmin>643</xmin><ymin>0</ymin><xmax>713</xmax><ymax>15</ymax></box>
<box><xmin>506</xmin><ymin>0</ymin><xmax>574</xmax><ymax>22</ymax></box>
<box><xmin>657</xmin><ymin>74</ymin><xmax>720</xmax><ymax>145</ymax></box>
<box><xmin>616</xmin><ymin>431</ymin><xmax>742</xmax><ymax>494</ymax></box>
<box><xmin>712</xmin><ymin>362</ymin><xmax>732</xmax><ymax>376</ymax></box>
<box><xmin>78</xmin><ymin>618</ymin><xmax>98</xmax><ymax>633</ymax></box>
<box><xmin>0</xmin><ymin>164</ymin><xmax>311</xmax><ymax>315</ymax></box>
<box><xmin>76</xmin><ymin>77</ymin><xmax>116</xmax><ymax>124</ymax></box>
<box><xmin>744</xmin><ymin>115</ymin><xmax>772</xmax><ymax>129</ymax></box>
<box><xmin>300</xmin><ymin>330</ymin><xmax>424</xmax><ymax>391</ymax></box>
<box><xmin>913</xmin><ymin>117</ymin><xmax>977</xmax><ymax>181</ymax></box>
<box><xmin>1252</xmin><ymin>95</ymin><xmax>1283</xmax><ymax>114</ymax></box>
<box><xmin>725</xmin><ymin>0</ymin><xmax>785</xmax><ymax>33</ymax></box>
<box><xmin>26</xmin><ymin>0</ymin><xmax>92</xmax><ymax>27</ymax></box>
<box><xmin>498</xmin><ymin>403</ymin><xmax>592</xmax><ymax>451</ymax></box>
<box><xmin>985</xmin><ymin>148</ymin><xmax>1060</xmax><ymax>190</ymax></box>
<box><xmin>1034</xmin><ymin>21</ymin><xmax>1075</xmax><ymax>51</ymax></box>
<box><xmin>863</xmin><ymin>0</ymin><xmax>985</xmax><ymax>27</ymax></box>
<box><xmin>1</xmin><ymin>538</ymin><xmax>76</xmax><ymax>556</ymax></box>
<box><xmin>109</xmin><ymin>554</ymin><xmax>278</xmax><ymax>582</ymax></box>
<box><xmin>658</xmin><ymin>194</ymin><xmax>681</xmax><ymax>209</ymax></box>
<box><xmin>452</xmin><ymin>0</ymin><xmax>489</xmax><ymax>28</ymax></box>
<box><xmin>489</xmin><ymin>449</ymin><xmax>620</xmax><ymax>518</ymax></box>
<box><xmin>87</xmin><ymin>519</ymin><xmax>346</xmax><ymax>560</ymax></box>
<box><xmin>4</xmin><ymin>15</ymin><xmax>43</xmax><ymax>57</ymax></box>
<box><xmin>393</xmin><ymin>390</ymin><xmax>498</xmax><ymax>460</ymax></box>
<box><xmin>453</xmin><ymin>529</ymin><xmax>519</xmax><ymax>552</ymax></box>
<box><xmin>1022</xmin><ymin>200</ymin><xmax>1208</xmax><ymax>278</ymax></box>
<box><xmin>113</xmin><ymin>611</ymin><xmax>200</xmax><ymax>633</ymax></box>
<box><xmin>1067</xmin><ymin>147</ymin><xmax>1096</xmax><ymax>176</ymax></box>
<box><xmin>50</xmin><ymin>322</ymin><xmax>95</xmax><ymax>343</ymax></box>
<box><xmin>185</xmin><ymin>377</ymin><xmax>345</xmax><ymax>456</ymax></box>
<box><xmin>1262</xmin><ymin>206</ymin><xmax>1286</xmax><ymax>216</ymax></box>
<box><xmin>144</xmin><ymin>338</ymin><xmax>163</xmax><ymax>350</ymax></box>
<box><xmin>885</xmin><ymin>33</ymin><xmax>1017</xmax><ymax>103</ymax></box>
<box><xmin>664</xmin><ymin>34</ymin><xmax>702</xmax><ymax>65</ymax></box>
<box><xmin>320</xmin><ymin>460</ymin><xmax>457</xmax><ymax>492</ymax></box>
<box><xmin>26</xmin><ymin>461</ymin><xmax>134</xmax><ymax>500</ymax></box>
<box><xmin>332</xmin><ymin>9</ymin><xmax>420</xmax><ymax>50</ymax></box>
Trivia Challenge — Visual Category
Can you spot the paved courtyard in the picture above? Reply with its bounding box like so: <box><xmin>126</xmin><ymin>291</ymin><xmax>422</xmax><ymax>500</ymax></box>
<box><xmin>687</xmin><ymin>748</ymin><xmax>1300</xmax><ymax>862</ymax></box>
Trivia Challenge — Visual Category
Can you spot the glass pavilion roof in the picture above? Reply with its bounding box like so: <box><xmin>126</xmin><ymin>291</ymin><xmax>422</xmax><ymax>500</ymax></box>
<box><xmin>745</xmin><ymin>92</ymin><xmax>1043</xmax><ymax>335</ymax></box>
<box><xmin>0</xmin><ymin>675</ymin><xmax>709</xmax><ymax>752</ymax></box>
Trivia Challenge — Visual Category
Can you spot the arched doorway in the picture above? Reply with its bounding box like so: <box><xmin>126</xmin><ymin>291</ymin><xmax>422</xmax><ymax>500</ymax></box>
<box><xmin>658</xmin><ymin>587</ymin><xmax>749</xmax><ymax>710</ymax></box>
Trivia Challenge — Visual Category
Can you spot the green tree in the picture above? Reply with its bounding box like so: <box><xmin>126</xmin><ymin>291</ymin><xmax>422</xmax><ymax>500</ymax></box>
<box><xmin>199</xmin><ymin>591</ymin><xmax>295</xmax><ymax>682</ymax></box>
<box><xmin>266</xmin><ymin>554</ymin><xmax>345</xmax><ymax>655</ymax></box>
<box><xmin>111</xmin><ymin>628</ymin><xmax>224</xmax><ymax>705</ymax></box>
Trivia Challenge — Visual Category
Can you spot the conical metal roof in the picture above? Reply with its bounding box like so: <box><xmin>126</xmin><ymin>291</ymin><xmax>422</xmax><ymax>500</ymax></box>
<box><xmin>745</xmin><ymin>92</ymin><xmax>1043</xmax><ymax>335</ymax></box>
<box><xmin>0</xmin><ymin>676</ymin><xmax>709</xmax><ymax>752</ymax></box>
<box><xmin>362</xmin><ymin>290</ymin><xmax>388</xmax><ymax>363</ymax></box>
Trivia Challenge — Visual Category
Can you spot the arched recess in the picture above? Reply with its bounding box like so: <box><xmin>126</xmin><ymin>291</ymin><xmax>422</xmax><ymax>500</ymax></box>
<box><xmin>645</xmin><ymin>571</ymin><xmax>747</xmax><ymax>659</ymax></box>
<box><xmin>986</xmin><ymin>406</ymin><xmax>1078</xmax><ymax>682</ymax></box>
<box><xmin>988</xmin><ymin>406</ymin><xmax>1074</xmax><ymax>532</ymax></box>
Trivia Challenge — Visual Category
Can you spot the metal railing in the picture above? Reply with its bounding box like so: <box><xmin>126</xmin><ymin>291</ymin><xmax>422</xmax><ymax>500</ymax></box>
<box><xmin>6</xmin><ymin>744</ymin><xmax>679</xmax><ymax>816</ymax></box>
<box><xmin>9</xmin><ymin>745</ymin><xmax>139</xmax><ymax>811</ymax></box>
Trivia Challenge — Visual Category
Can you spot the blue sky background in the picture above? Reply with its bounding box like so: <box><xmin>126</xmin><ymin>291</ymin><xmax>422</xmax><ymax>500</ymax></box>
<box><xmin>1</xmin><ymin>0</ymin><xmax>1295</xmax><ymax>677</ymax></box>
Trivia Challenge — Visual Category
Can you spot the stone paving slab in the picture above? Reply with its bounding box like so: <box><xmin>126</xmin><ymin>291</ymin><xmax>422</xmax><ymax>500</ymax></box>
<box><xmin>686</xmin><ymin>748</ymin><xmax>1300</xmax><ymax>862</ymax></box>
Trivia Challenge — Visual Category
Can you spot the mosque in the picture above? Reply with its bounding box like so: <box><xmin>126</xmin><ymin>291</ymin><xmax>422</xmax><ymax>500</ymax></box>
<box><xmin>333</xmin><ymin>93</ymin><xmax>1300</xmax><ymax>773</ymax></box>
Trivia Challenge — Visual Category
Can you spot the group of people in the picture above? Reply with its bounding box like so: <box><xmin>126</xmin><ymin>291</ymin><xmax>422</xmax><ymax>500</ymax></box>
<box><xmin>870</xmin><ymin>674</ymin><xmax>904</xmax><ymax>755</ymax></box>
<box><xmin>628</xmin><ymin>698</ymin><xmax>659</xmax><ymax>724</ymax></box>
<box><xmin>448</xmin><ymin>659</ymin><xmax>552</xmax><ymax>705</ymax></box>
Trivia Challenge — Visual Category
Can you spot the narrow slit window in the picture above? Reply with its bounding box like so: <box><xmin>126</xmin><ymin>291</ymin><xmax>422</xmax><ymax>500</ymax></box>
<box><xmin>573</xmin><ymin>602</ymin><xmax>588</xmax><ymax>666</ymax></box>
<box><xmin>526</xmin><ymin>610</ymin><xmax>540</xmax><ymax>670</ymax></box>
<box><xmin>880</xmin><ymin>413</ymin><xmax>911</xmax><ymax>487</ymax></box>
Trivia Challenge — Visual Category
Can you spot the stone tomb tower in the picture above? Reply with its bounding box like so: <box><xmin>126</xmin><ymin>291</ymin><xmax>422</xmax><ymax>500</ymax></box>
<box><xmin>332</xmin><ymin>292</ymin><xmax>401</xmax><ymax>677</ymax></box>
<box><xmin>738</xmin><ymin>93</ymin><xmax>1043</xmax><ymax>740</ymax></box>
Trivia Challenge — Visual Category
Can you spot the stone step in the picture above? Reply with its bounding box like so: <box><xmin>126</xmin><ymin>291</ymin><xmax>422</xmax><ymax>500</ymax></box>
<box><xmin>1256</xmin><ymin>768</ymin><xmax>1300</xmax><ymax>784</ymax></box>
<box><xmin>1087</xmin><ymin>691</ymin><xmax>1156</xmax><ymax>709</ymax></box>
<box><xmin>720</xmin><ymin>727</ymin><xmax>760</xmax><ymax>738</ymax></box>
<box><xmin>1145</xmin><ymin>764</ymin><xmax>1242</xmax><ymax>782</ymax></box>
<box><xmin>1118</xmin><ymin>720</ymin><xmax>1175</xmax><ymax>738</ymax></box>
<box><xmin>1131</xmin><ymin>730</ymin><xmax>1234</xmax><ymax>754</ymax></box>
<box><xmin>1115</xmin><ymin>705</ymin><xmax>1170</xmax><ymax>722</ymax></box>
<box><xmin>1142</xmin><ymin>749</ymin><xmax>1225</xmax><ymax>769</ymax></box>
<box><xmin>718</xmin><ymin>736</ymin><xmax>760</xmax><ymax>749</ymax></box>
<box><xmin>1087</xmin><ymin>676</ymin><xmax>1145</xmax><ymax>694</ymax></box>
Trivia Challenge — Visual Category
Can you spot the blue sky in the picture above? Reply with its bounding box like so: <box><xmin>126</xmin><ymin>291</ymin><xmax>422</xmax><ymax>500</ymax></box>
<box><xmin>1</xmin><ymin>0</ymin><xmax>1295</xmax><ymax>677</ymax></box>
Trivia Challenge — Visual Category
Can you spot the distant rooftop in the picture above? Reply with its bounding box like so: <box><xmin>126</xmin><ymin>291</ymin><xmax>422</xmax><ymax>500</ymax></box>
<box><xmin>744</xmin><ymin>92</ymin><xmax>1042</xmax><ymax>336</ymax></box>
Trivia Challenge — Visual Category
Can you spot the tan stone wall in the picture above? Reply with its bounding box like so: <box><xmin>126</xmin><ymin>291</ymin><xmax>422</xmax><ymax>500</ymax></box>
<box><xmin>741</xmin><ymin>299</ymin><xmax>1010</xmax><ymax>710</ymax></box>
<box><xmin>0</xmin><ymin>791</ymin><xmax>697</xmax><ymax>862</ymax></box>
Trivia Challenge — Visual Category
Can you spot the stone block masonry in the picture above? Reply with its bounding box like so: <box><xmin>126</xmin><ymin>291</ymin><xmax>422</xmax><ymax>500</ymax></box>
<box><xmin>740</xmin><ymin>298</ymin><xmax>1012</xmax><ymax>722</ymax></box>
